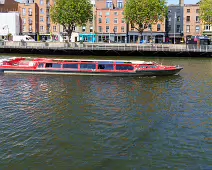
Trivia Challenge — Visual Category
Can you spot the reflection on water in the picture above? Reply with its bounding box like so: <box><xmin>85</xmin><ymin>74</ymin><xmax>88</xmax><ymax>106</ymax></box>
<box><xmin>0</xmin><ymin>56</ymin><xmax>212</xmax><ymax>169</ymax></box>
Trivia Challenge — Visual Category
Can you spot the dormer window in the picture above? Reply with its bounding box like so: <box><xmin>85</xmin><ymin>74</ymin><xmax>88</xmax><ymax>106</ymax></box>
<box><xmin>106</xmin><ymin>0</ymin><xmax>113</xmax><ymax>8</ymax></box>
<box><xmin>117</xmin><ymin>0</ymin><xmax>123</xmax><ymax>8</ymax></box>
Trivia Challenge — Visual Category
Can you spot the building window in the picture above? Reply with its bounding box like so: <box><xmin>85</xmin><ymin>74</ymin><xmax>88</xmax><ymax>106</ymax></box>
<box><xmin>148</xmin><ymin>24</ymin><xmax>152</xmax><ymax>31</ymax></box>
<box><xmin>196</xmin><ymin>16</ymin><xmax>200</xmax><ymax>22</ymax></box>
<box><xmin>22</xmin><ymin>8</ymin><xmax>26</xmax><ymax>16</ymax></box>
<box><xmin>121</xmin><ymin>26</ymin><xmax>124</xmax><ymax>32</ymax></box>
<box><xmin>90</xmin><ymin>26</ymin><xmax>93</xmax><ymax>33</ymax></box>
<box><xmin>177</xmin><ymin>25</ymin><xmax>180</xmax><ymax>32</ymax></box>
<box><xmin>98</xmin><ymin>18</ymin><xmax>102</xmax><ymax>23</ymax></box>
<box><xmin>121</xmin><ymin>18</ymin><xmax>125</xmax><ymax>23</ymax></box>
<box><xmin>82</xmin><ymin>26</ymin><xmax>86</xmax><ymax>32</ymax></box>
<box><xmin>114</xmin><ymin>12</ymin><xmax>118</xmax><ymax>16</ymax></box>
<box><xmin>114</xmin><ymin>18</ymin><xmax>118</xmax><ymax>24</ymax></box>
<box><xmin>204</xmin><ymin>25</ymin><xmax>211</xmax><ymax>31</ymax></box>
<box><xmin>40</xmin><ymin>0</ymin><xmax>43</xmax><ymax>5</ymax></box>
<box><xmin>53</xmin><ymin>26</ymin><xmax>57</xmax><ymax>32</ymax></box>
<box><xmin>40</xmin><ymin>26</ymin><xmax>44</xmax><ymax>32</ymax></box>
<box><xmin>98</xmin><ymin>26</ymin><xmax>102</xmax><ymax>32</ymax></box>
<box><xmin>23</xmin><ymin>25</ymin><xmax>26</xmax><ymax>32</ymax></box>
<box><xmin>177</xmin><ymin>16</ymin><xmax>180</xmax><ymax>22</ymax></box>
<box><xmin>106</xmin><ymin>12</ymin><xmax>110</xmax><ymax>16</ymax></box>
<box><xmin>28</xmin><ymin>8</ymin><xmax>32</xmax><ymax>16</ymax></box>
<box><xmin>29</xmin><ymin>18</ymin><xmax>32</xmax><ymax>24</ymax></box>
<box><xmin>40</xmin><ymin>16</ymin><xmax>44</xmax><ymax>22</ymax></box>
<box><xmin>196</xmin><ymin>26</ymin><xmax>200</xmax><ymax>33</ymax></box>
<box><xmin>157</xmin><ymin>24</ymin><xmax>160</xmax><ymax>31</ymax></box>
<box><xmin>168</xmin><ymin>25</ymin><xmax>171</xmax><ymax>31</ymax></box>
<box><xmin>29</xmin><ymin>25</ymin><xmax>32</xmax><ymax>32</ymax></box>
<box><xmin>106</xmin><ymin>18</ymin><xmax>110</xmax><ymax>24</ymax></box>
<box><xmin>40</xmin><ymin>8</ymin><xmax>44</xmax><ymax>14</ymax></box>
<box><xmin>106</xmin><ymin>26</ymin><xmax>110</xmax><ymax>32</ymax></box>
<box><xmin>186</xmin><ymin>25</ymin><xmax>190</xmax><ymax>32</ymax></box>
<box><xmin>187</xmin><ymin>9</ymin><xmax>190</xmax><ymax>13</ymax></box>
<box><xmin>186</xmin><ymin>16</ymin><xmax>190</xmax><ymax>22</ymax></box>
<box><xmin>113</xmin><ymin>26</ymin><xmax>117</xmax><ymax>32</ymax></box>
<box><xmin>106</xmin><ymin>0</ymin><xmax>112</xmax><ymax>8</ymax></box>
<box><xmin>22</xmin><ymin>18</ymin><xmax>26</xmax><ymax>24</ymax></box>
<box><xmin>196</xmin><ymin>9</ymin><xmax>200</xmax><ymax>13</ymax></box>
<box><xmin>117</xmin><ymin>0</ymin><xmax>123</xmax><ymax>8</ymax></box>
<box><xmin>99</xmin><ymin>11</ymin><xmax>102</xmax><ymax>16</ymax></box>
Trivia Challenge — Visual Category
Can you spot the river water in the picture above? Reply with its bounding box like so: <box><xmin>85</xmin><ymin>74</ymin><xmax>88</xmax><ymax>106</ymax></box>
<box><xmin>0</xmin><ymin>55</ymin><xmax>211</xmax><ymax>169</ymax></box>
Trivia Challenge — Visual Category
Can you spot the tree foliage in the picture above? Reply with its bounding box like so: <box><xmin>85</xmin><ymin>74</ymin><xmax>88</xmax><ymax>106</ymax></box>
<box><xmin>200</xmin><ymin>0</ymin><xmax>212</xmax><ymax>24</ymax></box>
<box><xmin>50</xmin><ymin>0</ymin><xmax>93</xmax><ymax>41</ymax></box>
<box><xmin>124</xmin><ymin>0</ymin><xmax>167</xmax><ymax>35</ymax></box>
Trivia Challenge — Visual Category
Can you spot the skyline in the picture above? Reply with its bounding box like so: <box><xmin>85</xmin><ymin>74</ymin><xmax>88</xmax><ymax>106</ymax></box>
<box><xmin>15</xmin><ymin>0</ymin><xmax>200</xmax><ymax>5</ymax></box>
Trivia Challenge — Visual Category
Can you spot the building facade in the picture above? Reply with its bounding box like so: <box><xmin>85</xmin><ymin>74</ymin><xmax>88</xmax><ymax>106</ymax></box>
<box><xmin>183</xmin><ymin>4</ymin><xmax>202</xmax><ymax>41</ymax></box>
<box><xmin>18</xmin><ymin>0</ymin><xmax>60</xmax><ymax>41</ymax></box>
<box><xmin>166</xmin><ymin>5</ymin><xmax>184</xmax><ymax>44</ymax></box>
<box><xmin>96</xmin><ymin>0</ymin><xmax>166</xmax><ymax>43</ymax></box>
<box><xmin>96</xmin><ymin>0</ymin><xmax>126</xmax><ymax>43</ymax></box>
<box><xmin>202</xmin><ymin>24</ymin><xmax>212</xmax><ymax>39</ymax></box>
<box><xmin>18</xmin><ymin>1</ymin><xmax>38</xmax><ymax>40</ymax></box>
<box><xmin>79</xmin><ymin>1</ymin><xmax>96</xmax><ymax>43</ymax></box>
<box><xmin>0</xmin><ymin>0</ymin><xmax>18</xmax><ymax>12</ymax></box>
<box><xmin>0</xmin><ymin>12</ymin><xmax>20</xmax><ymax>39</ymax></box>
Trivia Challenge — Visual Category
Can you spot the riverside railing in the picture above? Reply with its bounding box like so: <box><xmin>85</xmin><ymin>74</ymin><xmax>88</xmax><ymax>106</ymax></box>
<box><xmin>0</xmin><ymin>41</ymin><xmax>212</xmax><ymax>52</ymax></box>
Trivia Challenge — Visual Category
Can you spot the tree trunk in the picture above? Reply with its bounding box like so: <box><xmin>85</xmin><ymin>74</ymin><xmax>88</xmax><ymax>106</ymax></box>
<box><xmin>67</xmin><ymin>30</ymin><xmax>73</xmax><ymax>42</ymax></box>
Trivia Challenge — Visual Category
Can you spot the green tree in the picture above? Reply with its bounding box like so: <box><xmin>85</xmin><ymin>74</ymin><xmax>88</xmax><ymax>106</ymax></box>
<box><xmin>124</xmin><ymin>0</ymin><xmax>167</xmax><ymax>42</ymax></box>
<box><xmin>50</xmin><ymin>0</ymin><xmax>92</xmax><ymax>42</ymax></box>
<box><xmin>200</xmin><ymin>0</ymin><xmax>212</xmax><ymax>24</ymax></box>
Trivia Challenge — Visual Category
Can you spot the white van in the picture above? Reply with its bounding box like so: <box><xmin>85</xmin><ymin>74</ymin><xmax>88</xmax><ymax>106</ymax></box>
<box><xmin>13</xmin><ymin>35</ymin><xmax>35</xmax><ymax>42</ymax></box>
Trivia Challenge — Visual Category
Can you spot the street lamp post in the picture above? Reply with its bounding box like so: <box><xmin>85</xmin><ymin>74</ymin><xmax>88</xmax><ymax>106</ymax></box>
<box><xmin>92</xmin><ymin>0</ymin><xmax>95</xmax><ymax>43</ymax></box>
<box><xmin>109</xmin><ymin>6</ymin><xmax>111</xmax><ymax>43</ymax></box>
<box><xmin>174</xmin><ymin>12</ymin><xmax>176</xmax><ymax>44</ymax></box>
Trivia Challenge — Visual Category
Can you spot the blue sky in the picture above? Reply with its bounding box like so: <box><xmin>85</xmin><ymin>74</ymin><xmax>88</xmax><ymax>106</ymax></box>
<box><xmin>168</xmin><ymin>0</ymin><xmax>199</xmax><ymax>4</ymax></box>
<box><xmin>15</xmin><ymin>0</ymin><xmax>199</xmax><ymax>4</ymax></box>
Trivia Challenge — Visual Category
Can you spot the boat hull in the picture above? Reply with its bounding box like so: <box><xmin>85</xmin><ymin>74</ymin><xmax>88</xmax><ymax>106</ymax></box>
<box><xmin>1</xmin><ymin>68</ymin><xmax>183</xmax><ymax>76</ymax></box>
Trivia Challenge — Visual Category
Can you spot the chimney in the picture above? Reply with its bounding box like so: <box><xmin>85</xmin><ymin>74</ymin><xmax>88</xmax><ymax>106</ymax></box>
<box><xmin>179</xmin><ymin>0</ymin><xmax>184</xmax><ymax>6</ymax></box>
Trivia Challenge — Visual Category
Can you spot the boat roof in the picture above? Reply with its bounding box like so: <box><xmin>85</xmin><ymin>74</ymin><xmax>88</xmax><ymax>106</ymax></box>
<box><xmin>48</xmin><ymin>58</ymin><xmax>154</xmax><ymax>64</ymax></box>
<box><xmin>5</xmin><ymin>57</ymin><xmax>155</xmax><ymax>64</ymax></box>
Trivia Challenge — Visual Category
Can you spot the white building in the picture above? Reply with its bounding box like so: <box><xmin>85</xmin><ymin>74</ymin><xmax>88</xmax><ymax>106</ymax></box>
<box><xmin>0</xmin><ymin>12</ymin><xmax>20</xmax><ymax>37</ymax></box>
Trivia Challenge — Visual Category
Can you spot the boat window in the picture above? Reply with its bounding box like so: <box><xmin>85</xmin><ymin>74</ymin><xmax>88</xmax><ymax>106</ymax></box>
<box><xmin>38</xmin><ymin>63</ymin><xmax>44</xmax><ymax>68</ymax></box>
<box><xmin>63</xmin><ymin>64</ymin><xmax>78</xmax><ymax>69</ymax></box>
<box><xmin>52</xmin><ymin>63</ymin><xmax>62</xmax><ymax>68</ymax></box>
<box><xmin>116</xmin><ymin>65</ymin><xmax>134</xmax><ymax>70</ymax></box>
<box><xmin>80</xmin><ymin>64</ymin><xmax>96</xmax><ymax>70</ymax></box>
<box><xmin>45</xmin><ymin>63</ymin><xmax>62</xmax><ymax>68</ymax></box>
<box><xmin>150</xmin><ymin>66</ymin><xmax>157</xmax><ymax>68</ymax></box>
<box><xmin>140</xmin><ymin>66</ymin><xmax>149</xmax><ymax>68</ymax></box>
<box><xmin>46</xmin><ymin>63</ymin><xmax>52</xmax><ymax>67</ymax></box>
<box><xmin>98</xmin><ymin>64</ymin><xmax>114</xmax><ymax>70</ymax></box>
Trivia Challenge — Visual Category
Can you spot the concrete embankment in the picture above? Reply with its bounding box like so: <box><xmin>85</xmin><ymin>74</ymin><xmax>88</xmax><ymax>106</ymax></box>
<box><xmin>0</xmin><ymin>41</ymin><xmax>212</xmax><ymax>57</ymax></box>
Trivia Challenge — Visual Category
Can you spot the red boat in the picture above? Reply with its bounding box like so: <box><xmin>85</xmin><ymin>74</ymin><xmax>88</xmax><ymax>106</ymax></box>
<box><xmin>0</xmin><ymin>57</ymin><xmax>183</xmax><ymax>76</ymax></box>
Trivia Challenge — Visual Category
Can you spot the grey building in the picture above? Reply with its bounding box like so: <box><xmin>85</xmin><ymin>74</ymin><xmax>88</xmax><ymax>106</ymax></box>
<box><xmin>166</xmin><ymin>0</ymin><xmax>184</xmax><ymax>44</ymax></box>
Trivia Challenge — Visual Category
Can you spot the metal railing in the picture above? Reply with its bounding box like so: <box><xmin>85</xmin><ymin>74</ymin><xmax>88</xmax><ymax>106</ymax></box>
<box><xmin>0</xmin><ymin>41</ymin><xmax>212</xmax><ymax>53</ymax></box>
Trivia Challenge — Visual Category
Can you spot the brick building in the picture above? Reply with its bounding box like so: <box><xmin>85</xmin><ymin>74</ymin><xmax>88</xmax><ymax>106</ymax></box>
<box><xmin>184</xmin><ymin>4</ymin><xmax>202</xmax><ymax>41</ymax></box>
<box><xmin>0</xmin><ymin>0</ymin><xmax>18</xmax><ymax>12</ymax></box>
<box><xmin>18</xmin><ymin>0</ymin><xmax>60</xmax><ymax>41</ymax></box>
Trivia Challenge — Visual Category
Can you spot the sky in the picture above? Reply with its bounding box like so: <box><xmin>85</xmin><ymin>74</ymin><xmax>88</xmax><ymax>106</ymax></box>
<box><xmin>168</xmin><ymin>0</ymin><xmax>199</xmax><ymax>4</ymax></box>
<box><xmin>15</xmin><ymin>0</ymin><xmax>199</xmax><ymax>4</ymax></box>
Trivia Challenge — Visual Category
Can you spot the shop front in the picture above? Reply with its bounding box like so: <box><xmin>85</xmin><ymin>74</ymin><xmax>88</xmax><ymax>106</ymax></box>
<box><xmin>80</xmin><ymin>33</ymin><xmax>96</xmax><ymax>42</ymax></box>
<box><xmin>128</xmin><ymin>32</ymin><xmax>166</xmax><ymax>43</ymax></box>
<box><xmin>38</xmin><ymin>33</ymin><xmax>51</xmax><ymax>42</ymax></box>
